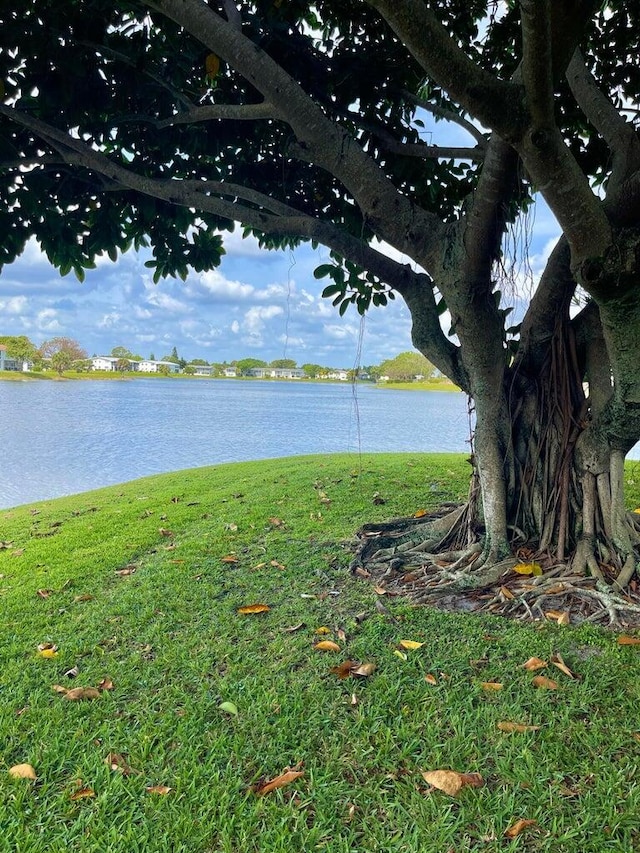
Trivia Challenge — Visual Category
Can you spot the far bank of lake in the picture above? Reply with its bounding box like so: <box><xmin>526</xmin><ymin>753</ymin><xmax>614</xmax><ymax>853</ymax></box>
<box><xmin>0</xmin><ymin>377</ymin><xmax>471</xmax><ymax>509</ymax></box>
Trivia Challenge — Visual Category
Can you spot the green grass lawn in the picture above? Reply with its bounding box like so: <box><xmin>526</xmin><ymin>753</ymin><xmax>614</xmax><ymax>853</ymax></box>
<box><xmin>2</xmin><ymin>453</ymin><xmax>640</xmax><ymax>852</ymax></box>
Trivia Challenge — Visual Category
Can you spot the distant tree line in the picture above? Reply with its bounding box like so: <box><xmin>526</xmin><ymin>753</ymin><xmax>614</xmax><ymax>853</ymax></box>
<box><xmin>0</xmin><ymin>336</ymin><xmax>437</xmax><ymax>382</ymax></box>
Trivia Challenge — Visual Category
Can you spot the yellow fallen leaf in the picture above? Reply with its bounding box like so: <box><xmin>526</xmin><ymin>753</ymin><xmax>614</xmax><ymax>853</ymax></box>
<box><xmin>38</xmin><ymin>648</ymin><xmax>58</xmax><ymax>659</ymax></box>
<box><xmin>237</xmin><ymin>603</ymin><xmax>270</xmax><ymax>614</ymax></box>
<box><xmin>393</xmin><ymin>649</ymin><xmax>408</xmax><ymax>661</ymax></box>
<box><xmin>497</xmin><ymin>721</ymin><xmax>541</xmax><ymax>733</ymax></box>
<box><xmin>146</xmin><ymin>785</ymin><xmax>171</xmax><ymax>795</ymax></box>
<box><xmin>314</xmin><ymin>640</ymin><xmax>341</xmax><ymax>652</ymax></box>
<box><xmin>413</xmin><ymin>509</ymin><xmax>428</xmax><ymax>518</ymax></box>
<box><xmin>522</xmin><ymin>657</ymin><xmax>547</xmax><ymax>671</ymax></box>
<box><xmin>314</xmin><ymin>626</ymin><xmax>331</xmax><ymax>635</ymax></box>
<box><xmin>504</xmin><ymin>818</ymin><xmax>537</xmax><ymax>838</ymax></box>
<box><xmin>421</xmin><ymin>769</ymin><xmax>484</xmax><ymax>796</ymax></box>
<box><xmin>9</xmin><ymin>763</ymin><xmax>37</xmax><ymax>780</ymax></box>
<box><xmin>253</xmin><ymin>768</ymin><xmax>304</xmax><ymax>796</ymax></box>
<box><xmin>398</xmin><ymin>640</ymin><xmax>424</xmax><ymax>650</ymax></box>
<box><xmin>514</xmin><ymin>562</ymin><xmax>542</xmax><ymax>576</ymax></box>
<box><xmin>481</xmin><ymin>681</ymin><xmax>503</xmax><ymax>691</ymax></box>
<box><xmin>532</xmin><ymin>675</ymin><xmax>558</xmax><ymax>690</ymax></box>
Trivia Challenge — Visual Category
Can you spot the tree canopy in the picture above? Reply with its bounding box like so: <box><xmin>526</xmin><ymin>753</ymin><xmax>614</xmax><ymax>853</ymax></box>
<box><xmin>3</xmin><ymin>1</ymin><xmax>640</xmax><ymax>610</ymax></box>
<box><xmin>379</xmin><ymin>352</ymin><xmax>435</xmax><ymax>382</ymax></box>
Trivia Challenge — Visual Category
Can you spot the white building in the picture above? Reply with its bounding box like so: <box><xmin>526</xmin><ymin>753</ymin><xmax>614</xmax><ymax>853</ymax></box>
<box><xmin>138</xmin><ymin>360</ymin><xmax>180</xmax><ymax>374</ymax></box>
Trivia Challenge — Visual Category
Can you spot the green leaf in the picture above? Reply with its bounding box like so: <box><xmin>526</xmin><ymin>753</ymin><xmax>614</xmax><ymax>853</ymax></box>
<box><xmin>218</xmin><ymin>701</ymin><xmax>238</xmax><ymax>716</ymax></box>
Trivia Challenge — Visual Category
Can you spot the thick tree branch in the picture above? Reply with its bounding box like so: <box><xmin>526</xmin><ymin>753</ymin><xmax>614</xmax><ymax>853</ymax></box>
<box><xmin>155</xmin><ymin>101</ymin><xmax>281</xmax><ymax>128</ymax></box>
<box><xmin>520</xmin><ymin>0</ymin><xmax>554</xmax><ymax>126</ymax></box>
<box><xmin>567</xmin><ymin>49</ymin><xmax>640</xmax><ymax>187</ymax></box>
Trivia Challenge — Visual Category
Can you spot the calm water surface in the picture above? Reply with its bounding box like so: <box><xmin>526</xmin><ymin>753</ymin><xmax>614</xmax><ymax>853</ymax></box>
<box><xmin>0</xmin><ymin>378</ymin><xmax>472</xmax><ymax>508</ymax></box>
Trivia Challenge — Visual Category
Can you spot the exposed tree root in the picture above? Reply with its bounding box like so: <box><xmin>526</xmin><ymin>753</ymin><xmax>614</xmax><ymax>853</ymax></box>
<box><xmin>350</xmin><ymin>506</ymin><xmax>640</xmax><ymax>629</ymax></box>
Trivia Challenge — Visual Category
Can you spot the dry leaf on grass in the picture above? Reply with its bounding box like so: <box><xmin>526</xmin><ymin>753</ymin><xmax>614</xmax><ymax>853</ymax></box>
<box><xmin>115</xmin><ymin>567</ymin><xmax>136</xmax><ymax>577</ymax></box>
<box><xmin>314</xmin><ymin>640</ymin><xmax>341</xmax><ymax>652</ymax></box>
<box><xmin>146</xmin><ymin>785</ymin><xmax>171</xmax><ymax>795</ymax></box>
<box><xmin>237</xmin><ymin>603</ymin><xmax>270</xmax><ymax>615</ymax></box>
<box><xmin>497</xmin><ymin>721</ymin><xmax>541</xmax><ymax>733</ymax></box>
<box><xmin>105</xmin><ymin>753</ymin><xmax>136</xmax><ymax>775</ymax></box>
<box><xmin>221</xmin><ymin>555</ymin><xmax>239</xmax><ymax>564</ymax></box>
<box><xmin>531</xmin><ymin>675</ymin><xmax>558</xmax><ymax>690</ymax></box>
<box><xmin>253</xmin><ymin>767</ymin><xmax>304</xmax><ymax>796</ymax></box>
<box><xmin>62</xmin><ymin>687</ymin><xmax>101</xmax><ymax>701</ymax></box>
<box><xmin>314</xmin><ymin>626</ymin><xmax>331</xmax><ymax>635</ymax></box>
<box><xmin>398</xmin><ymin>640</ymin><xmax>424</xmax><ymax>650</ymax></box>
<box><xmin>522</xmin><ymin>656</ymin><xmax>547</xmax><ymax>671</ymax></box>
<box><xmin>283</xmin><ymin>622</ymin><xmax>305</xmax><ymax>633</ymax></box>
<box><xmin>330</xmin><ymin>660</ymin><xmax>375</xmax><ymax>679</ymax></box>
<box><xmin>617</xmin><ymin>635</ymin><xmax>640</xmax><ymax>645</ymax></box>
<box><xmin>550</xmin><ymin>653</ymin><xmax>577</xmax><ymax>679</ymax></box>
<box><xmin>425</xmin><ymin>673</ymin><xmax>438</xmax><ymax>685</ymax></box>
<box><xmin>8</xmin><ymin>763</ymin><xmax>37</xmax><ymax>780</ymax></box>
<box><xmin>421</xmin><ymin>769</ymin><xmax>484</xmax><ymax>796</ymax></box>
<box><xmin>70</xmin><ymin>785</ymin><xmax>96</xmax><ymax>800</ymax></box>
<box><xmin>504</xmin><ymin>818</ymin><xmax>537</xmax><ymax>838</ymax></box>
<box><xmin>481</xmin><ymin>681</ymin><xmax>503</xmax><ymax>691</ymax></box>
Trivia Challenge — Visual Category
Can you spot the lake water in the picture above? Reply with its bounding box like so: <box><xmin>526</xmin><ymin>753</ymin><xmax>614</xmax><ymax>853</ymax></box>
<box><xmin>0</xmin><ymin>378</ymin><xmax>472</xmax><ymax>509</ymax></box>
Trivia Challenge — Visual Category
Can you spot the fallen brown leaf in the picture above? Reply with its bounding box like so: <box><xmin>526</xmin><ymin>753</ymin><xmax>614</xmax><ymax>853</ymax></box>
<box><xmin>421</xmin><ymin>769</ymin><xmax>484</xmax><ymax>796</ymax></box>
<box><xmin>268</xmin><ymin>517</ymin><xmax>284</xmax><ymax>527</ymax></box>
<box><xmin>63</xmin><ymin>687</ymin><xmax>101</xmax><ymax>701</ymax></box>
<box><xmin>531</xmin><ymin>675</ymin><xmax>558</xmax><ymax>690</ymax></box>
<box><xmin>158</xmin><ymin>527</ymin><xmax>174</xmax><ymax>537</ymax></box>
<box><xmin>351</xmin><ymin>662</ymin><xmax>376</xmax><ymax>677</ymax></box>
<box><xmin>504</xmin><ymin>818</ymin><xmax>537</xmax><ymax>838</ymax></box>
<box><xmin>253</xmin><ymin>768</ymin><xmax>304</xmax><ymax>796</ymax></box>
<box><xmin>36</xmin><ymin>589</ymin><xmax>53</xmax><ymax>599</ymax></box>
<box><xmin>221</xmin><ymin>554</ymin><xmax>239</xmax><ymax>564</ymax></box>
<box><xmin>522</xmin><ymin>656</ymin><xmax>547</xmax><ymax>671</ymax></box>
<box><xmin>69</xmin><ymin>786</ymin><xmax>96</xmax><ymax>801</ymax></box>
<box><xmin>497</xmin><ymin>721</ymin><xmax>541</xmax><ymax>733</ymax></box>
<box><xmin>73</xmin><ymin>594</ymin><xmax>94</xmax><ymax>602</ymax></box>
<box><xmin>500</xmin><ymin>585</ymin><xmax>515</xmax><ymax>600</ymax></box>
<box><xmin>97</xmin><ymin>677</ymin><xmax>114</xmax><ymax>691</ymax></box>
<box><xmin>550</xmin><ymin>652</ymin><xmax>577</xmax><ymax>679</ymax></box>
<box><xmin>617</xmin><ymin>635</ymin><xmax>640</xmax><ymax>645</ymax></box>
<box><xmin>283</xmin><ymin>622</ymin><xmax>305</xmax><ymax>633</ymax></box>
<box><xmin>8</xmin><ymin>763</ymin><xmax>37</xmax><ymax>780</ymax></box>
<box><xmin>425</xmin><ymin>673</ymin><xmax>438</xmax><ymax>686</ymax></box>
<box><xmin>330</xmin><ymin>660</ymin><xmax>359</xmax><ymax>679</ymax></box>
<box><xmin>314</xmin><ymin>626</ymin><xmax>331</xmax><ymax>635</ymax></box>
<box><xmin>480</xmin><ymin>681</ymin><xmax>503</xmax><ymax>691</ymax></box>
<box><xmin>145</xmin><ymin>785</ymin><xmax>171</xmax><ymax>795</ymax></box>
<box><xmin>105</xmin><ymin>752</ymin><xmax>135</xmax><ymax>775</ymax></box>
<box><xmin>115</xmin><ymin>567</ymin><xmax>136</xmax><ymax>576</ymax></box>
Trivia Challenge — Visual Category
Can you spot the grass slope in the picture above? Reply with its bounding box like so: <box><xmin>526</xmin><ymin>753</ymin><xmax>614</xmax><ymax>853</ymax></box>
<box><xmin>2</xmin><ymin>454</ymin><xmax>640</xmax><ymax>852</ymax></box>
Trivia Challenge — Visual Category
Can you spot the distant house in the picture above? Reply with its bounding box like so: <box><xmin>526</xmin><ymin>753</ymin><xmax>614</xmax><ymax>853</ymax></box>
<box><xmin>138</xmin><ymin>360</ymin><xmax>180</xmax><ymax>374</ymax></box>
<box><xmin>0</xmin><ymin>345</ymin><xmax>33</xmax><ymax>372</ymax></box>
<box><xmin>190</xmin><ymin>364</ymin><xmax>214</xmax><ymax>376</ymax></box>
<box><xmin>324</xmin><ymin>370</ymin><xmax>349</xmax><ymax>381</ymax></box>
<box><xmin>222</xmin><ymin>367</ymin><xmax>237</xmax><ymax>377</ymax></box>
<box><xmin>247</xmin><ymin>367</ymin><xmax>306</xmax><ymax>379</ymax></box>
<box><xmin>91</xmin><ymin>356</ymin><xmax>140</xmax><ymax>372</ymax></box>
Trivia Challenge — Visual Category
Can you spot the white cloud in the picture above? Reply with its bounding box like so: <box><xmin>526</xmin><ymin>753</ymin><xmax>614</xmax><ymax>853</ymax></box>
<box><xmin>0</xmin><ymin>296</ymin><xmax>28</xmax><ymax>314</ymax></box>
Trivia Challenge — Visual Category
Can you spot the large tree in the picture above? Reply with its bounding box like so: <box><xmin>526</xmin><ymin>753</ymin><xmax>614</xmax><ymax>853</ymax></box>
<box><xmin>2</xmin><ymin>1</ymin><xmax>640</xmax><ymax>617</ymax></box>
